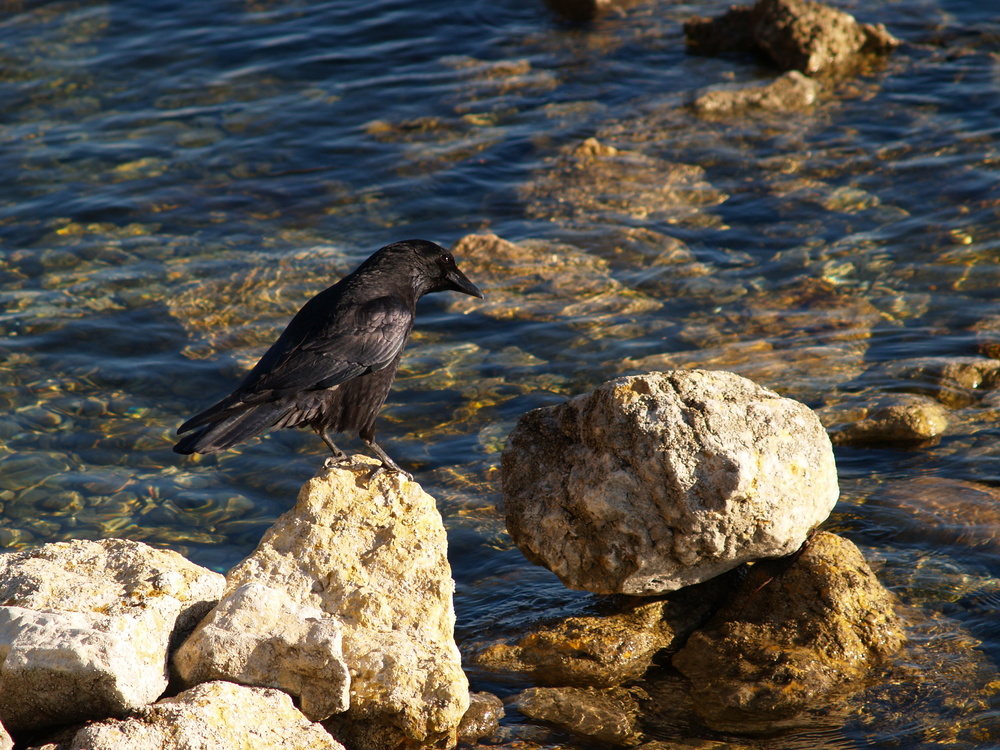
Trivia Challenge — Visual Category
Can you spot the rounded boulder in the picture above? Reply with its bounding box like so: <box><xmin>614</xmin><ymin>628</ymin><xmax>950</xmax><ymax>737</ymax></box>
<box><xmin>501</xmin><ymin>370</ymin><xmax>839</xmax><ymax>594</ymax></box>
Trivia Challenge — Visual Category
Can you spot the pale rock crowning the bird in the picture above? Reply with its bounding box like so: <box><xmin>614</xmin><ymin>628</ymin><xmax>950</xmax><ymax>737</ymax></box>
<box><xmin>174</xmin><ymin>239</ymin><xmax>484</xmax><ymax>478</ymax></box>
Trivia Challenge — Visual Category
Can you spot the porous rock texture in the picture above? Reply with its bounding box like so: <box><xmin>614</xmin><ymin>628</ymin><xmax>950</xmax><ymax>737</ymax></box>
<box><xmin>685</xmin><ymin>0</ymin><xmax>900</xmax><ymax>76</ymax></box>
<box><xmin>0</xmin><ymin>539</ymin><xmax>224</xmax><ymax>732</ymax></box>
<box><xmin>175</xmin><ymin>457</ymin><xmax>469</xmax><ymax>750</ymax></box>
<box><xmin>672</xmin><ymin>532</ymin><xmax>905</xmax><ymax>732</ymax></box>
<box><xmin>502</xmin><ymin>370</ymin><xmax>839</xmax><ymax>594</ymax></box>
<box><xmin>173</xmin><ymin>581</ymin><xmax>350</xmax><ymax>721</ymax></box>
<box><xmin>68</xmin><ymin>680</ymin><xmax>345</xmax><ymax>750</ymax></box>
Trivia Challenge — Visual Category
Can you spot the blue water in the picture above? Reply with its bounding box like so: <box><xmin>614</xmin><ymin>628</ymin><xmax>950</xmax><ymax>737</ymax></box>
<box><xmin>3</xmin><ymin>0</ymin><xmax>1000</xmax><ymax>746</ymax></box>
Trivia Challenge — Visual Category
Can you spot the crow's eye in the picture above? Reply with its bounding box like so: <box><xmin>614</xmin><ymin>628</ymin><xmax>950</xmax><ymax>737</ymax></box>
<box><xmin>442</xmin><ymin>254</ymin><xmax>453</xmax><ymax>265</ymax></box>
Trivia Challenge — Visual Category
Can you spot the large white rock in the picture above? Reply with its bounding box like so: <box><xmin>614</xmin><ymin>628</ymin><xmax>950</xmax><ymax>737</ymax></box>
<box><xmin>175</xmin><ymin>457</ymin><xmax>469</xmax><ymax>750</ymax></box>
<box><xmin>502</xmin><ymin>370</ymin><xmax>839</xmax><ymax>594</ymax></box>
<box><xmin>68</xmin><ymin>680</ymin><xmax>345</xmax><ymax>750</ymax></box>
<box><xmin>174</xmin><ymin>582</ymin><xmax>350</xmax><ymax>721</ymax></box>
<box><xmin>0</xmin><ymin>539</ymin><xmax>225</xmax><ymax>732</ymax></box>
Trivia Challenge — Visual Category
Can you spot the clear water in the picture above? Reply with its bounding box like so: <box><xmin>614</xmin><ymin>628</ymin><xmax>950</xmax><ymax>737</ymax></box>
<box><xmin>2</xmin><ymin>0</ymin><xmax>1000</xmax><ymax>746</ymax></box>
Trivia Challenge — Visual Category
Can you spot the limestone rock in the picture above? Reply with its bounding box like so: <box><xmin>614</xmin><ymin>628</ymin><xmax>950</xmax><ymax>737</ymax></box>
<box><xmin>753</xmin><ymin>0</ymin><xmax>899</xmax><ymax>74</ymax></box>
<box><xmin>819</xmin><ymin>394</ymin><xmax>949</xmax><ymax>446</ymax></box>
<box><xmin>180</xmin><ymin>457</ymin><xmax>468</xmax><ymax>750</ymax></box>
<box><xmin>692</xmin><ymin>71</ymin><xmax>820</xmax><ymax>116</ymax></box>
<box><xmin>502</xmin><ymin>371</ymin><xmax>839</xmax><ymax>594</ymax></box>
<box><xmin>672</xmin><ymin>532</ymin><xmax>904</xmax><ymax>732</ymax></box>
<box><xmin>0</xmin><ymin>539</ymin><xmax>224</xmax><ymax>732</ymax></box>
<box><xmin>685</xmin><ymin>0</ymin><xmax>900</xmax><ymax>76</ymax></box>
<box><xmin>510</xmin><ymin>686</ymin><xmax>642</xmax><ymax>745</ymax></box>
<box><xmin>68</xmin><ymin>681</ymin><xmax>344</xmax><ymax>750</ymax></box>
<box><xmin>0</xmin><ymin>721</ymin><xmax>10</xmax><ymax>750</ymax></box>
<box><xmin>467</xmin><ymin>576</ymin><xmax>733</xmax><ymax>687</ymax></box>
<box><xmin>173</xmin><ymin>582</ymin><xmax>350</xmax><ymax>721</ymax></box>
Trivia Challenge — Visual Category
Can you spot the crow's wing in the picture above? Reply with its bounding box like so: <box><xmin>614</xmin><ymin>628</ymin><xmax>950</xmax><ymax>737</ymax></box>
<box><xmin>247</xmin><ymin>294</ymin><xmax>412</xmax><ymax>397</ymax></box>
<box><xmin>178</xmin><ymin>295</ymin><xmax>412</xmax><ymax>433</ymax></box>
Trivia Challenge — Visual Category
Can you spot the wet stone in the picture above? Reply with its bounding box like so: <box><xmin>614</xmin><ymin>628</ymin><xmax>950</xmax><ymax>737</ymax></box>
<box><xmin>691</xmin><ymin>71</ymin><xmax>820</xmax><ymax>116</ymax></box>
<box><xmin>818</xmin><ymin>393</ymin><xmax>949</xmax><ymax>446</ymax></box>
<box><xmin>457</xmin><ymin>692</ymin><xmax>505</xmax><ymax>745</ymax></box>
<box><xmin>510</xmin><ymin>686</ymin><xmax>644</xmax><ymax>746</ymax></box>
<box><xmin>672</xmin><ymin>532</ymin><xmax>904</xmax><ymax>733</ymax></box>
<box><xmin>863</xmin><ymin>356</ymin><xmax>1000</xmax><ymax>408</ymax></box>
<box><xmin>466</xmin><ymin>576</ymin><xmax>734</xmax><ymax>688</ymax></box>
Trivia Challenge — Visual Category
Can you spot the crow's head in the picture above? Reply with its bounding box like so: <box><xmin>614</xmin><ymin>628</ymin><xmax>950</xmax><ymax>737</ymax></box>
<box><xmin>401</xmin><ymin>239</ymin><xmax>484</xmax><ymax>300</ymax></box>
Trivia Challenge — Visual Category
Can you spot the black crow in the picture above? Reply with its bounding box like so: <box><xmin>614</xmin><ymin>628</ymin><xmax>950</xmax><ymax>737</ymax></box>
<box><xmin>174</xmin><ymin>239</ymin><xmax>483</xmax><ymax>478</ymax></box>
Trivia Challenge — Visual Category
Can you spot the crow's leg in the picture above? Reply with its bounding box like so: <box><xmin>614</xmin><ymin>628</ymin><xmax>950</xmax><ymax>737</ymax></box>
<box><xmin>318</xmin><ymin>428</ymin><xmax>348</xmax><ymax>468</ymax></box>
<box><xmin>362</xmin><ymin>436</ymin><xmax>412</xmax><ymax>481</ymax></box>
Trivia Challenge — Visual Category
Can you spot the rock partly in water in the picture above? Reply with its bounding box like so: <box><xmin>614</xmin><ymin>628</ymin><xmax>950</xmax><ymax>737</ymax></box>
<box><xmin>176</xmin><ymin>457</ymin><xmax>469</xmax><ymax>750</ymax></box>
<box><xmin>173</xmin><ymin>582</ymin><xmax>350</xmax><ymax>721</ymax></box>
<box><xmin>502</xmin><ymin>370</ymin><xmax>839</xmax><ymax>594</ymax></box>
<box><xmin>456</xmin><ymin>692</ymin><xmax>505</xmax><ymax>746</ymax></box>
<box><xmin>67</xmin><ymin>681</ymin><xmax>344</xmax><ymax>750</ymax></box>
<box><xmin>685</xmin><ymin>0</ymin><xmax>900</xmax><ymax>76</ymax></box>
<box><xmin>467</xmin><ymin>575</ymin><xmax>735</xmax><ymax>688</ymax></box>
<box><xmin>818</xmin><ymin>393</ymin><xmax>949</xmax><ymax>446</ymax></box>
<box><xmin>672</xmin><ymin>532</ymin><xmax>905</xmax><ymax>733</ymax></box>
<box><xmin>863</xmin><ymin>356</ymin><xmax>1000</xmax><ymax>408</ymax></box>
<box><xmin>510</xmin><ymin>685</ymin><xmax>643</xmax><ymax>746</ymax></box>
<box><xmin>691</xmin><ymin>70</ymin><xmax>820</xmax><ymax>115</ymax></box>
<box><xmin>0</xmin><ymin>539</ymin><xmax>225</xmax><ymax>733</ymax></box>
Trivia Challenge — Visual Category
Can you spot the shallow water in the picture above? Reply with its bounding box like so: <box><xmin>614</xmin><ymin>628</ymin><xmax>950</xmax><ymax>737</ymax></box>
<box><xmin>2</xmin><ymin>0</ymin><xmax>1000</xmax><ymax>746</ymax></box>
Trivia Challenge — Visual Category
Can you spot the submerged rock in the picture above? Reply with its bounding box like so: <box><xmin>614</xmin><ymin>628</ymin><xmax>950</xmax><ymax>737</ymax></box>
<box><xmin>445</xmin><ymin>232</ymin><xmax>661</xmax><ymax>324</ymax></box>
<box><xmin>521</xmin><ymin>137</ymin><xmax>727</xmax><ymax>228</ymax></box>
<box><xmin>457</xmin><ymin>692</ymin><xmax>505</xmax><ymax>745</ymax></box>
<box><xmin>175</xmin><ymin>458</ymin><xmax>468</xmax><ymax>750</ymax></box>
<box><xmin>510</xmin><ymin>685</ymin><xmax>643</xmax><ymax>746</ymax></box>
<box><xmin>691</xmin><ymin>70</ymin><xmax>820</xmax><ymax>115</ymax></box>
<box><xmin>68</xmin><ymin>681</ymin><xmax>344</xmax><ymax>750</ymax></box>
<box><xmin>502</xmin><ymin>370</ymin><xmax>839</xmax><ymax>595</ymax></box>
<box><xmin>819</xmin><ymin>393</ymin><xmax>949</xmax><ymax>446</ymax></box>
<box><xmin>685</xmin><ymin>0</ymin><xmax>900</xmax><ymax>76</ymax></box>
<box><xmin>467</xmin><ymin>576</ymin><xmax>734</xmax><ymax>688</ymax></box>
<box><xmin>863</xmin><ymin>356</ymin><xmax>1000</xmax><ymax>408</ymax></box>
<box><xmin>0</xmin><ymin>539</ymin><xmax>224</xmax><ymax>733</ymax></box>
<box><xmin>672</xmin><ymin>532</ymin><xmax>904</xmax><ymax>732</ymax></box>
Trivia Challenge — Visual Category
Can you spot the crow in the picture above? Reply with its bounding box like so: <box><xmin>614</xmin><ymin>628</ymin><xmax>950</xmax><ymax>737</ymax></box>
<box><xmin>174</xmin><ymin>239</ymin><xmax>484</xmax><ymax>478</ymax></box>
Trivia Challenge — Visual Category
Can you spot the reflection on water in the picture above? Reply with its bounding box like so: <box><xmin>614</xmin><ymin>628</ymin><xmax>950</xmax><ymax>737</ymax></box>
<box><xmin>2</xmin><ymin>0</ymin><xmax>1000</xmax><ymax>746</ymax></box>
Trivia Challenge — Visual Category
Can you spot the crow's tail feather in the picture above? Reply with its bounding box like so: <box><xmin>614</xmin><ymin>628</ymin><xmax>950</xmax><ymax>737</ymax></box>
<box><xmin>173</xmin><ymin>402</ymin><xmax>291</xmax><ymax>455</ymax></box>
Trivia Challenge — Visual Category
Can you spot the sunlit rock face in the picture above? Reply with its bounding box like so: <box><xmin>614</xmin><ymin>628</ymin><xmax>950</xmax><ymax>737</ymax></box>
<box><xmin>176</xmin><ymin>457</ymin><xmax>469</xmax><ymax>750</ymax></box>
<box><xmin>67</xmin><ymin>681</ymin><xmax>345</xmax><ymax>750</ymax></box>
<box><xmin>502</xmin><ymin>370</ymin><xmax>839</xmax><ymax>595</ymax></box>
<box><xmin>0</xmin><ymin>539</ymin><xmax>224</xmax><ymax>732</ymax></box>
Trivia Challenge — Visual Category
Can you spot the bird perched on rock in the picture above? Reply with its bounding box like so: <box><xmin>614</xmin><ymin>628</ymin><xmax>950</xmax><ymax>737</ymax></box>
<box><xmin>174</xmin><ymin>239</ymin><xmax>484</xmax><ymax>478</ymax></box>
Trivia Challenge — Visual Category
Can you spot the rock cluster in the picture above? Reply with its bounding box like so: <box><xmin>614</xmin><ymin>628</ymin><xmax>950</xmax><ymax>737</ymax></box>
<box><xmin>0</xmin><ymin>459</ymin><xmax>472</xmax><ymax>750</ymax></box>
<box><xmin>486</xmin><ymin>370</ymin><xmax>904</xmax><ymax>744</ymax></box>
<box><xmin>503</xmin><ymin>370</ymin><xmax>839</xmax><ymax>594</ymax></box>
<box><xmin>683</xmin><ymin>0</ymin><xmax>900</xmax><ymax>117</ymax></box>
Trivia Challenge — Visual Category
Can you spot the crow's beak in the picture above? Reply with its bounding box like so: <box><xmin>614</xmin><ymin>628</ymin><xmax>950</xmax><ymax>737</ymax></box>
<box><xmin>447</xmin><ymin>268</ymin><xmax>485</xmax><ymax>299</ymax></box>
